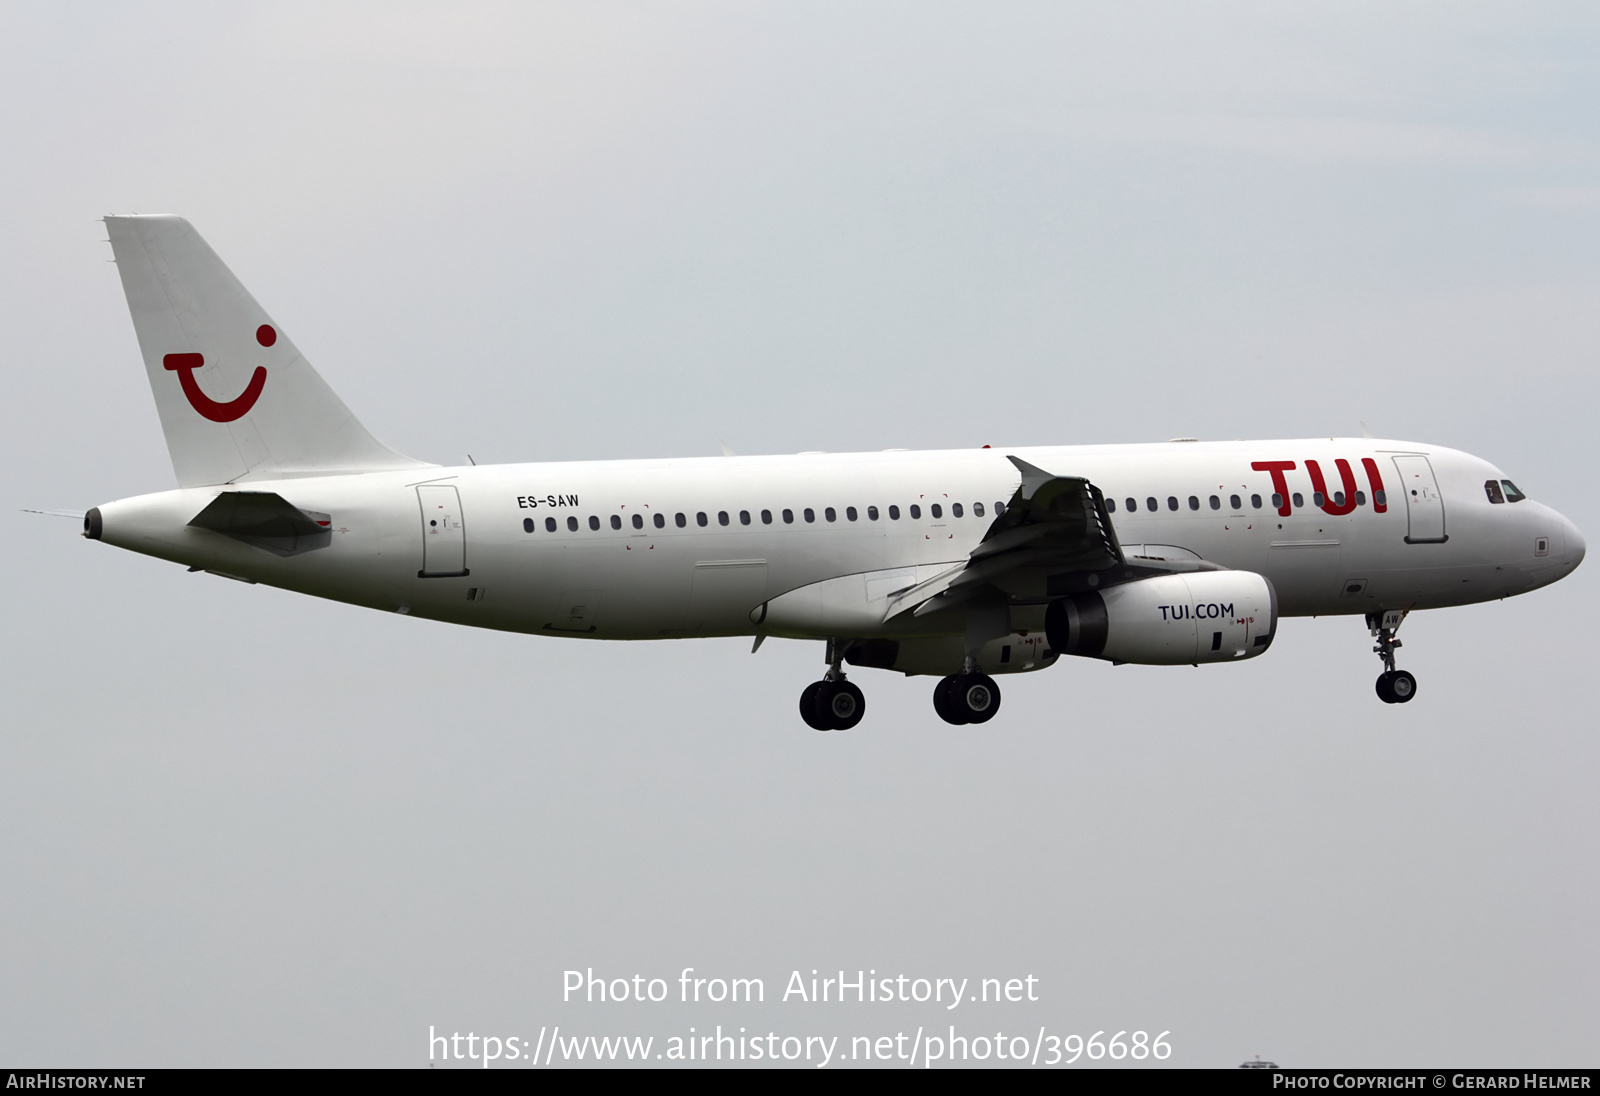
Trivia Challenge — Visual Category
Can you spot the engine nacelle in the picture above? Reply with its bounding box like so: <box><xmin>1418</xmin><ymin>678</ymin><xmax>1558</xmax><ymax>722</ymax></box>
<box><xmin>1046</xmin><ymin>571</ymin><xmax>1276</xmax><ymax>665</ymax></box>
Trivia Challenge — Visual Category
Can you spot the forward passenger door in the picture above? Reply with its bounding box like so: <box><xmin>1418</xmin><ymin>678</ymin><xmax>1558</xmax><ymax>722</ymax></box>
<box><xmin>1392</xmin><ymin>456</ymin><xmax>1446</xmax><ymax>543</ymax></box>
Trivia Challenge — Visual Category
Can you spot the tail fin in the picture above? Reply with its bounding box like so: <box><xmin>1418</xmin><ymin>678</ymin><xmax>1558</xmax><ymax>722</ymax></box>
<box><xmin>105</xmin><ymin>215</ymin><xmax>427</xmax><ymax>486</ymax></box>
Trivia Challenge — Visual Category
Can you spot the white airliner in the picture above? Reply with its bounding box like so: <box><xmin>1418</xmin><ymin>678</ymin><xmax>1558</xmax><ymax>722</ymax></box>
<box><xmin>83</xmin><ymin>216</ymin><xmax>1585</xmax><ymax>729</ymax></box>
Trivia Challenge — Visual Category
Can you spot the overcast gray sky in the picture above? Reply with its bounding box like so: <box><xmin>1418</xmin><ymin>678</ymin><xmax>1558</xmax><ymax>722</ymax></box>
<box><xmin>2</xmin><ymin>1</ymin><xmax>1597</xmax><ymax>1068</ymax></box>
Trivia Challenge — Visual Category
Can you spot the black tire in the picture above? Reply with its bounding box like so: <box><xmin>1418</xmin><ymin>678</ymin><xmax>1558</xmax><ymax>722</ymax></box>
<box><xmin>933</xmin><ymin>676</ymin><xmax>968</xmax><ymax>725</ymax></box>
<box><xmin>818</xmin><ymin>679</ymin><xmax>866</xmax><ymax>730</ymax></box>
<box><xmin>799</xmin><ymin>681</ymin><xmax>830</xmax><ymax>730</ymax></box>
<box><xmin>1389</xmin><ymin>669</ymin><xmax>1417</xmax><ymax>704</ymax></box>
<box><xmin>1375</xmin><ymin>671</ymin><xmax>1396</xmax><ymax>703</ymax></box>
<box><xmin>953</xmin><ymin>672</ymin><xmax>1002</xmax><ymax>724</ymax></box>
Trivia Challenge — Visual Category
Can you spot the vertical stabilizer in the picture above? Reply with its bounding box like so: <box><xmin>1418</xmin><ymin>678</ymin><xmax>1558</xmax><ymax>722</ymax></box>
<box><xmin>105</xmin><ymin>215</ymin><xmax>427</xmax><ymax>486</ymax></box>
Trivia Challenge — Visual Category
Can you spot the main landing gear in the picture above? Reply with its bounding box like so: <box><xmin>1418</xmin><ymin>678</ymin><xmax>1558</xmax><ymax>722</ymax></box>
<box><xmin>933</xmin><ymin>664</ymin><xmax>1002</xmax><ymax>726</ymax></box>
<box><xmin>799</xmin><ymin>641</ymin><xmax>865</xmax><ymax>731</ymax></box>
<box><xmin>796</xmin><ymin>642</ymin><xmax>1003</xmax><ymax>729</ymax></box>
<box><xmin>1369</xmin><ymin>610</ymin><xmax>1417</xmax><ymax>705</ymax></box>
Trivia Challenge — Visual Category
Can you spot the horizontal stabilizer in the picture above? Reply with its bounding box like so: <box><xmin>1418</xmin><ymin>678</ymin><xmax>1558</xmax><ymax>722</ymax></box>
<box><xmin>188</xmin><ymin>491</ymin><xmax>331</xmax><ymax>556</ymax></box>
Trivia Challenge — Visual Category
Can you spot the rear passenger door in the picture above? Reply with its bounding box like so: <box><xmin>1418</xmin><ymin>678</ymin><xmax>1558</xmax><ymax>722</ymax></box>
<box><xmin>417</xmin><ymin>484</ymin><xmax>470</xmax><ymax>576</ymax></box>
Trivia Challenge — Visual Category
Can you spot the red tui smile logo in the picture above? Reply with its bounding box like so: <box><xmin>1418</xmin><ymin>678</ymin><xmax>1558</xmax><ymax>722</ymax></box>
<box><xmin>161</xmin><ymin>325</ymin><xmax>274</xmax><ymax>422</ymax></box>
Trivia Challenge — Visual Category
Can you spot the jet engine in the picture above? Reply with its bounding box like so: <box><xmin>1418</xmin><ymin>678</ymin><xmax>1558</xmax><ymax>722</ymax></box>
<box><xmin>1046</xmin><ymin>570</ymin><xmax>1276</xmax><ymax>665</ymax></box>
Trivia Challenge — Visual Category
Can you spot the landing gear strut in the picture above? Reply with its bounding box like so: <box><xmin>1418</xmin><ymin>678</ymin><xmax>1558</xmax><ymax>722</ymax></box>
<box><xmin>1369</xmin><ymin>610</ymin><xmax>1417</xmax><ymax>705</ymax></box>
<box><xmin>799</xmin><ymin>640</ymin><xmax>866</xmax><ymax>731</ymax></box>
<box><xmin>933</xmin><ymin>657</ymin><xmax>1002</xmax><ymax>725</ymax></box>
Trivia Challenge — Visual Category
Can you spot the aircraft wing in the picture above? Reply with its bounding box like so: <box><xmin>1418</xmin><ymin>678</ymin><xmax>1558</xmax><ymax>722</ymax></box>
<box><xmin>885</xmin><ymin>456</ymin><xmax>1126</xmax><ymax>619</ymax></box>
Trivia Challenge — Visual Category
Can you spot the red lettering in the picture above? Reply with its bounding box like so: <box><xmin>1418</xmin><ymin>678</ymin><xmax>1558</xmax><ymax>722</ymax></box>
<box><xmin>1361</xmin><ymin>457</ymin><xmax>1388</xmax><ymax>513</ymax></box>
<box><xmin>1251</xmin><ymin>461</ymin><xmax>1296</xmax><ymax>516</ymax></box>
<box><xmin>1307</xmin><ymin>458</ymin><xmax>1359</xmax><ymax>515</ymax></box>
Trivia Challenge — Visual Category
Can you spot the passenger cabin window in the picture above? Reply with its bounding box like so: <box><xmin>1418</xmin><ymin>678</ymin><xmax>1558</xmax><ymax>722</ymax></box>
<box><xmin>931</xmin><ymin>503</ymin><xmax>943</xmax><ymax>518</ymax></box>
<box><xmin>1188</xmin><ymin>496</ymin><xmax>1199</xmax><ymax>511</ymax></box>
<box><xmin>889</xmin><ymin>505</ymin><xmax>901</xmax><ymax>520</ymax></box>
<box><xmin>910</xmin><ymin>504</ymin><xmax>922</xmax><ymax>519</ymax></box>
<box><xmin>1229</xmin><ymin>494</ymin><xmax>1241</xmax><ymax>510</ymax></box>
<box><xmin>824</xmin><ymin>507</ymin><xmax>836</xmax><ymax>522</ymax></box>
<box><xmin>761</xmin><ymin>510</ymin><xmax>772</xmax><ymax>524</ymax></box>
<box><xmin>1502</xmin><ymin>480</ymin><xmax>1526</xmax><ymax>503</ymax></box>
<box><xmin>523</xmin><ymin>518</ymin><xmax>535</xmax><ymax>533</ymax></box>
<box><xmin>867</xmin><ymin>506</ymin><xmax>879</xmax><ymax>520</ymax></box>
<box><xmin>1355</xmin><ymin>491</ymin><xmax>1366</xmax><ymax>506</ymax></box>
<box><xmin>589</xmin><ymin>516</ymin><xmax>600</xmax><ymax>530</ymax></box>
<box><xmin>1313</xmin><ymin>492</ymin><xmax>1325</xmax><ymax>507</ymax></box>
<box><xmin>567</xmin><ymin>516</ymin><xmax>579</xmax><ymax>531</ymax></box>
<box><xmin>739</xmin><ymin>510</ymin><xmax>751</xmax><ymax>525</ymax></box>
<box><xmin>974</xmin><ymin>502</ymin><xmax>985</xmax><ymax>517</ymax></box>
<box><xmin>546</xmin><ymin>517</ymin><xmax>557</xmax><ymax>532</ymax></box>
<box><xmin>1251</xmin><ymin>494</ymin><xmax>1262</xmax><ymax>509</ymax></box>
<box><xmin>846</xmin><ymin>506</ymin><xmax>858</xmax><ymax>521</ymax></box>
<box><xmin>1146</xmin><ymin>497</ymin><xmax>1157</xmax><ymax>512</ymax></box>
<box><xmin>633</xmin><ymin>514</ymin><xmax>644</xmax><ymax>529</ymax></box>
<box><xmin>1292</xmin><ymin>493</ymin><xmax>1304</xmax><ymax>508</ymax></box>
<box><xmin>718</xmin><ymin>511</ymin><xmax>730</xmax><ymax>526</ymax></box>
<box><xmin>804</xmin><ymin>508</ymin><xmax>815</xmax><ymax>523</ymax></box>
<box><xmin>1166</xmin><ymin>496</ymin><xmax>1178</xmax><ymax>511</ymax></box>
<box><xmin>1333</xmin><ymin>492</ymin><xmax>1345</xmax><ymax>507</ymax></box>
<box><xmin>1374</xmin><ymin>490</ymin><xmax>1387</xmax><ymax>506</ymax></box>
<box><xmin>696</xmin><ymin>512</ymin><xmax>708</xmax><ymax>527</ymax></box>
<box><xmin>1107</xmin><ymin>498</ymin><xmax>1117</xmax><ymax>512</ymax></box>
<box><xmin>952</xmin><ymin>502</ymin><xmax>963</xmax><ymax>518</ymax></box>
<box><xmin>782</xmin><ymin>509</ymin><xmax>794</xmax><ymax>524</ymax></box>
<box><xmin>653</xmin><ymin>513</ymin><xmax>665</xmax><ymax>528</ymax></box>
<box><xmin>1271</xmin><ymin>493</ymin><xmax>1283</xmax><ymax>510</ymax></box>
<box><xmin>610</xmin><ymin>515</ymin><xmax>621</xmax><ymax>530</ymax></box>
<box><xmin>1126</xmin><ymin>497</ymin><xmax>1137</xmax><ymax>512</ymax></box>
<box><xmin>675</xmin><ymin>513</ymin><xmax>687</xmax><ymax>528</ymax></box>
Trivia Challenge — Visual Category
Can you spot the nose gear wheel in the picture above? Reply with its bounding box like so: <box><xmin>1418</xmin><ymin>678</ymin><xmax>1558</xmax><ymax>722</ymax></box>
<box><xmin>1376</xmin><ymin>669</ymin><xmax>1417</xmax><ymax>704</ymax></box>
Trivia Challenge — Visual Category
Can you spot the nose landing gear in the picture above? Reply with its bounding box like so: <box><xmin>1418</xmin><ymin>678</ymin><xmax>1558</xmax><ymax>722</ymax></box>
<box><xmin>799</xmin><ymin>641</ymin><xmax>866</xmax><ymax>731</ymax></box>
<box><xmin>1369</xmin><ymin>610</ymin><xmax>1417</xmax><ymax>704</ymax></box>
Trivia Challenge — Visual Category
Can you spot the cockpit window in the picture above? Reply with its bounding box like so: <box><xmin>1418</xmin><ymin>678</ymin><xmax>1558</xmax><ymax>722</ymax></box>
<box><xmin>1484</xmin><ymin>479</ymin><xmax>1505</xmax><ymax>504</ymax></box>
<box><xmin>1501</xmin><ymin>480</ymin><xmax>1527</xmax><ymax>503</ymax></box>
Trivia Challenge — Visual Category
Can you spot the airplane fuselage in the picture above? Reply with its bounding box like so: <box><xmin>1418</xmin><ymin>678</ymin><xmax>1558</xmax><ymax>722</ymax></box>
<box><xmin>92</xmin><ymin>438</ymin><xmax>1582</xmax><ymax>646</ymax></box>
